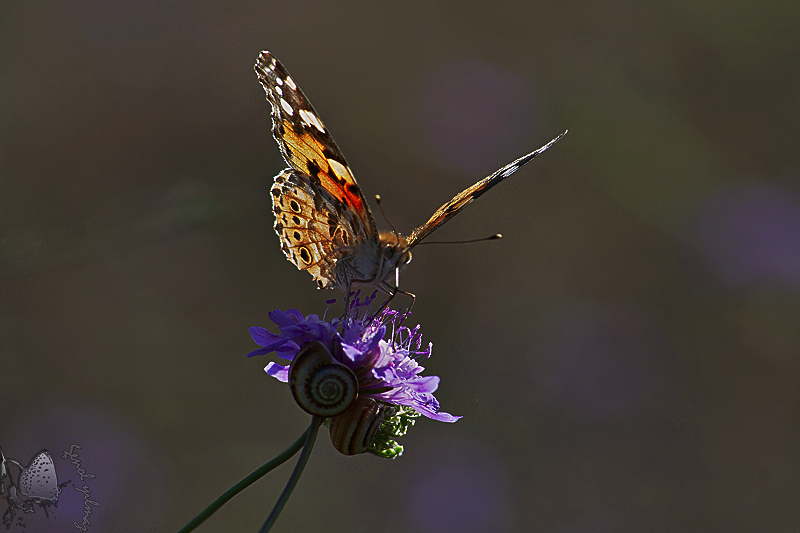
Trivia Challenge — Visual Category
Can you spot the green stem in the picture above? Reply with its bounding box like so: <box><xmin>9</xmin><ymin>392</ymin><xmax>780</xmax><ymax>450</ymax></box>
<box><xmin>176</xmin><ymin>427</ymin><xmax>310</xmax><ymax>533</ymax></box>
<box><xmin>259</xmin><ymin>416</ymin><xmax>324</xmax><ymax>533</ymax></box>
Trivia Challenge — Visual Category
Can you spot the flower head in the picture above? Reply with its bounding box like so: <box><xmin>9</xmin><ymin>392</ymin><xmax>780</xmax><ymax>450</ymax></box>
<box><xmin>248</xmin><ymin>294</ymin><xmax>460</xmax><ymax>456</ymax></box>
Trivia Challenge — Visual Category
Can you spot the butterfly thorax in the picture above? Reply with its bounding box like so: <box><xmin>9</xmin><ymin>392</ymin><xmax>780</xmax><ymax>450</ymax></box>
<box><xmin>376</xmin><ymin>231</ymin><xmax>412</xmax><ymax>285</ymax></box>
<box><xmin>333</xmin><ymin>231</ymin><xmax>411</xmax><ymax>291</ymax></box>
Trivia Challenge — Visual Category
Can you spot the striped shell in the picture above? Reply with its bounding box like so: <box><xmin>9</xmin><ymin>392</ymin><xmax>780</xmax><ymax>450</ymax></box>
<box><xmin>288</xmin><ymin>342</ymin><xmax>358</xmax><ymax>417</ymax></box>
<box><xmin>328</xmin><ymin>396</ymin><xmax>386</xmax><ymax>455</ymax></box>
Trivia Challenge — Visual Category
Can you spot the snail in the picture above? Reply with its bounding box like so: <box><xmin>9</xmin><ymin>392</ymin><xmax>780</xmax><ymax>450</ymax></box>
<box><xmin>288</xmin><ymin>341</ymin><xmax>386</xmax><ymax>455</ymax></box>
<box><xmin>329</xmin><ymin>396</ymin><xmax>386</xmax><ymax>456</ymax></box>
<box><xmin>288</xmin><ymin>341</ymin><xmax>358</xmax><ymax>418</ymax></box>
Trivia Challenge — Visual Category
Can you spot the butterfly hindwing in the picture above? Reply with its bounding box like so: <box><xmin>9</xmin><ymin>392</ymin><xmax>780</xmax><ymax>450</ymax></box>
<box><xmin>19</xmin><ymin>450</ymin><xmax>59</xmax><ymax>502</ymax></box>
<box><xmin>255</xmin><ymin>51</ymin><xmax>376</xmax><ymax>241</ymax></box>
<box><xmin>272</xmin><ymin>169</ymin><xmax>365</xmax><ymax>289</ymax></box>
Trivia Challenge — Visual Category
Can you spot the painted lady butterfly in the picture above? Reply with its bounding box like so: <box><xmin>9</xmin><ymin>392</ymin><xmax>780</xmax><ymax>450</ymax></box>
<box><xmin>255</xmin><ymin>51</ymin><xmax>566</xmax><ymax>297</ymax></box>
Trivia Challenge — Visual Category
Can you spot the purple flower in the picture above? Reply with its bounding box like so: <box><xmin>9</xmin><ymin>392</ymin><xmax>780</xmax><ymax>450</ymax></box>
<box><xmin>248</xmin><ymin>294</ymin><xmax>459</xmax><ymax>423</ymax></box>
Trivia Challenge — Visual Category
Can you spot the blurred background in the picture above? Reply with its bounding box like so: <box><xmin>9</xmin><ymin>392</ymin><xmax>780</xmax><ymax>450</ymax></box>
<box><xmin>2</xmin><ymin>1</ymin><xmax>798</xmax><ymax>531</ymax></box>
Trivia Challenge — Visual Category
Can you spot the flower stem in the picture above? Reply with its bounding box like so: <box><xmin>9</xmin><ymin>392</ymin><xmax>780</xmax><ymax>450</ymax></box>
<box><xmin>259</xmin><ymin>416</ymin><xmax>324</xmax><ymax>533</ymax></box>
<box><xmin>176</xmin><ymin>427</ymin><xmax>310</xmax><ymax>533</ymax></box>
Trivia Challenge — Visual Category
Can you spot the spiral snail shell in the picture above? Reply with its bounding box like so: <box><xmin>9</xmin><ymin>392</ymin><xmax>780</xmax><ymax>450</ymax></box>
<box><xmin>328</xmin><ymin>396</ymin><xmax>386</xmax><ymax>455</ymax></box>
<box><xmin>288</xmin><ymin>341</ymin><xmax>359</xmax><ymax>418</ymax></box>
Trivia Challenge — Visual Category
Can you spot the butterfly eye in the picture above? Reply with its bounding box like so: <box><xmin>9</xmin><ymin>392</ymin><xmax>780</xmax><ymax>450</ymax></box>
<box><xmin>383</xmin><ymin>246</ymin><xmax>395</xmax><ymax>258</ymax></box>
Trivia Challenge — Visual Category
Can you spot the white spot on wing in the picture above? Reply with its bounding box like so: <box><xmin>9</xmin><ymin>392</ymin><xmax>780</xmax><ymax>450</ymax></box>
<box><xmin>285</xmin><ymin>76</ymin><xmax>297</xmax><ymax>90</ymax></box>
<box><xmin>280</xmin><ymin>98</ymin><xmax>294</xmax><ymax>116</ymax></box>
<box><xmin>328</xmin><ymin>158</ymin><xmax>350</xmax><ymax>182</ymax></box>
<box><xmin>275</xmin><ymin>77</ymin><xmax>283</xmax><ymax>86</ymax></box>
<box><xmin>299</xmin><ymin>109</ymin><xmax>325</xmax><ymax>133</ymax></box>
<box><xmin>499</xmin><ymin>164</ymin><xmax>518</xmax><ymax>178</ymax></box>
<box><xmin>275</xmin><ymin>86</ymin><xmax>282</xmax><ymax>96</ymax></box>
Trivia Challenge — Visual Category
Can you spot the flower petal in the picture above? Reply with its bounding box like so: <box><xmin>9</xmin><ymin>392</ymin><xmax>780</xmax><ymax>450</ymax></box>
<box><xmin>268</xmin><ymin>308</ymin><xmax>305</xmax><ymax>328</ymax></box>
<box><xmin>416</xmin><ymin>408</ymin><xmax>461</xmax><ymax>423</ymax></box>
<box><xmin>249</xmin><ymin>327</ymin><xmax>289</xmax><ymax>350</ymax></box>
<box><xmin>247</xmin><ymin>347</ymin><xmax>272</xmax><ymax>358</ymax></box>
<box><xmin>275</xmin><ymin>342</ymin><xmax>300</xmax><ymax>358</ymax></box>
<box><xmin>265</xmin><ymin>362</ymin><xmax>289</xmax><ymax>382</ymax></box>
<box><xmin>402</xmin><ymin>375</ymin><xmax>440</xmax><ymax>394</ymax></box>
<box><xmin>341</xmin><ymin>343</ymin><xmax>363</xmax><ymax>363</ymax></box>
<box><xmin>378</xmin><ymin>390</ymin><xmax>460</xmax><ymax>422</ymax></box>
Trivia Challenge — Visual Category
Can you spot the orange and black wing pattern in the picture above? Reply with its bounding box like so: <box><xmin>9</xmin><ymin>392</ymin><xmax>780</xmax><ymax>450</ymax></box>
<box><xmin>255</xmin><ymin>51</ymin><xmax>376</xmax><ymax>240</ymax></box>
<box><xmin>407</xmin><ymin>131</ymin><xmax>567</xmax><ymax>247</ymax></box>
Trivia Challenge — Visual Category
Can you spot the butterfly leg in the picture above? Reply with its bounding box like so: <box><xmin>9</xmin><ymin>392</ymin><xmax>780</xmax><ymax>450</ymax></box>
<box><xmin>374</xmin><ymin>276</ymin><xmax>415</xmax><ymax>316</ymax></box>
<box><xmin>394</xmin><ymin>287</ymin><xmax>416</xmax><ymax>311</ymax></box>
<box><xmin>390</xmin><ymin>265</ymin><xmax>416</xmax><ymax>311</ymax></box>
<box><xmin>374</xmin><ymin>285</ymin><xmax>416</xmax><ymax>317</ymax></box>
<box><xmin>373</xmin><ymin>283</ymin><xmax>397</xmax><ymax>317</ymax></box>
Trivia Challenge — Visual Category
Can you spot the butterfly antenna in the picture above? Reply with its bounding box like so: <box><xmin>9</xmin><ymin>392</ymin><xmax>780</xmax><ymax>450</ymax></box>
<box><xmin>415</xmin><ymin>233</ymin><xmax>503</xmax><ymax>246</ymax></box>
<box><xmin>375</xmin><ymin>195</ymin><xmax>400</xmax><ymax>245</ymax></box>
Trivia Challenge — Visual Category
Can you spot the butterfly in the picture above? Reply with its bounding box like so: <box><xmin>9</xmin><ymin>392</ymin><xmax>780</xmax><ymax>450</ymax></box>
<box><xmin>255</xmin><ymin>51</ymin><xmax>565</xmax><ymax>299</ymax></box>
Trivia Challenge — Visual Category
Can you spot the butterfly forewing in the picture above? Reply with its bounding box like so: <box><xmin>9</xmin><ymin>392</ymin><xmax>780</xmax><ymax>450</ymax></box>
<box><xmin>255</xmin><ymin>52</ymin><xmax>376</xmax><ymax>240</ymax></box>
<box><xmin>406</xmin><ymin>130</ymin><xmax>567</xmax><ymax>247</ymax></box>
